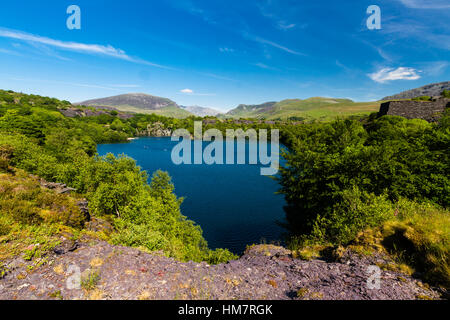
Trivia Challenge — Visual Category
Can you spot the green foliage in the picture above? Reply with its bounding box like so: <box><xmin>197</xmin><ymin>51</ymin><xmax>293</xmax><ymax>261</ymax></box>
<box><xmin>0</xmin><ymin>171</ymin><xmax>87</xmax><ymax>228</ymax></box>
<box><xmin>279</xmin><ymin>113</ymin><xmax>449</xmax><ymax>287</ymax></box>
<box><xmin>412</xmin><ymin>96</ymin><xmax>431</xmax><ymax>101</ymax></box>
<box><xmin>382</xmin><ymin>199</ymin><xmax>450</xmax><ymax>288</ymax></box>
<box><xmin>279</xmin><ymin>115</ymin><xmax>449</xmax><ymax>241</ymax></box>
<box><xmin>81</xmin><ymin>270</ymin><xmax>100</xmax><ymax>290</ymax></box>
<box><xmin>0</xmin><ymin>90</ymin><xmax>236</xmax><ymax>264</ymax></box>
<box><xmin>310</xmin><ymin>188</ymin><xmax>394</xmax><ymax>244</ymax></box>
<box><xmin>442</xmin><ymin>90</ymin><xmax>450</xmax><ymax>98</ymax></box>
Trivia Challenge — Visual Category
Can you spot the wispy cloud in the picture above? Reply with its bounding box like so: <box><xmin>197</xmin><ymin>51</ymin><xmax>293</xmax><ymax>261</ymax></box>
<box><xmin>368</xmin><ymin>67</ymin><xmax>421</xmax><ymax>83</ymax></box>
<box><xmin>257</xmin><ymin>0</ymin><xmax>305</xmax><ymax>31</ymax></box>
<box><xmin>198</xmin><ymin>72</ymin><xmax>238</xmax><ymax>82</ymax></box>
<box><xmin>219</xmin><ymin>47</ymin><xmax>235</xmax><ymax>53</ymax></box>
<box><xmin>421</xmin><ymin>61</ymin><xmax>449</xmax><ymax>76</ymax></box>
<box><xmin>0</xmin><ymin>28</ymin><xmax>172</xmax><ymax>69</ymax></box>
<box><xmin>277</xmin><ymin>23</ymin><xmax>296</xmax><ymax>30</ymax></box>
<box><xmin>180</xmin><ymin>88</ymin><xmax>194</xmax><ymax>94</ymax></box>
<box><xmin>0</xmin><ymin>47</ymin><xmax>22</xmax><ymax>56</ymax></box>
<box><xmin>397</xmin><ymin>0</ymin><xmax>450</xmax><ymax>9</ymax></box>
<box><xmin>244</xmin><ymin>33</ymin><xmax>306</xmax><ymax>56</ymax></box>
<box><xmin>110</xmin><ymin>84</ymin><xmax>142</xmax><ymax>88</ymax></box>
<box><xmin>253</xmin><ymin>62</ymin><xmax>279</xmax><ymax>71</ymax></box>
<box><xmin>380</xmin><ymin>19</ymin><xmax>450</xmax><ymax>51</ymax></box>
<box><xmin>9</xmin><ymin>76</ymin><xmax>129</xmax><ymax>91</ymax></box>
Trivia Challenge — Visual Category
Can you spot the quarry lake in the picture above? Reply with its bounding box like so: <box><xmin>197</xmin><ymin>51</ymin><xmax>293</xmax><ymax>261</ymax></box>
<box><xmin>98</xmin><ymin>137</ymin><xmax>286</xmax><ymax>254</ymax></box>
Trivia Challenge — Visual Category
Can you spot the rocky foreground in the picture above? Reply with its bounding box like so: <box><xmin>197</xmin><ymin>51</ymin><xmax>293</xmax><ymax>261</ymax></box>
<box><xmin>0</xmin><ymin>239</ymin><xmax>442</xmax><ymax>300</ymax></box>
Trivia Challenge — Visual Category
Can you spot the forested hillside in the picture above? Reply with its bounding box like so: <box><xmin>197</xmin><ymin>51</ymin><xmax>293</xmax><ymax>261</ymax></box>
<box><xmin>278</xmin><ymin>111</ymin><xmax>450</xmax><ymax>288</ymax></box>
<box><xmin>0</xmin><ymin>89</ymin><xmax>236</xmax><ymax>264</ymax></box>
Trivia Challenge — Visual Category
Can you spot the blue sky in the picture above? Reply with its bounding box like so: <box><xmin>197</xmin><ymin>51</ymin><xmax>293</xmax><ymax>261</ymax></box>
<box><xmin>0</xmin><ymin>0</ymin><xmax>449</xmax><ymax>111</ymax></box>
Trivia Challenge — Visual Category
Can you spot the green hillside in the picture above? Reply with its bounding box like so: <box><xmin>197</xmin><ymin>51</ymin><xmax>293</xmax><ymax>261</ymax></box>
<box><xmin>104</xmin><ymin>105</ymin><xmax>193</xmax><ymax>118</ymax></box>
<box><xmin>226</xmin><ymin>97</ymin><xmax>381</xmax><ymax>121</ymax></box>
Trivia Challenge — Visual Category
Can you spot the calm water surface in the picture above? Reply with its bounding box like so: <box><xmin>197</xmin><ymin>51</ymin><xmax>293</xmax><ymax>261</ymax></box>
<box><xmin>98</xmin><ymin>137</ymin><xmax>286</xmax><ymax>254</ymax></box>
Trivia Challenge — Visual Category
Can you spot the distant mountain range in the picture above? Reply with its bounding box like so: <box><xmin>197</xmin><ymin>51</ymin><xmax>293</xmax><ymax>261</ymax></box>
<box><xmin>76</xmin><ymin>93</ymin><xmax>381</xmax><ymax>121</ymax></box>
<box><xmin>76</xmin><ymin>93</ymin><xmax>225</xmax><ymax>118</ymax></box>
<box><xmin>79</xmin><ymin>85</ymin><xmax>450</xmax><ymax>121</ymax></box>
<box><xmin>224</xmin><ymin>97</ymin><xmax>380</xmax><ymax>121</ymax></box>
<box><xmin>382</xmin><ymin>81</ymin><xmax>450</xmax><ymax>100</ymax></box>
<box><xmin>76</xmin><ymin>93</ymin><xmax>191</xmax><ymax>118</ymax></box>
<box><xmin>180</xmin><ymin>105</ymin><xmax>222</xmax><ymax>117</ymax></box>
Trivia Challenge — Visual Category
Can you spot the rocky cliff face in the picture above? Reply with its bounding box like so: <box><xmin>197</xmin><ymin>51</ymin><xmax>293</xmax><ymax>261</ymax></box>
<box><xmin>136</xmin><ymin>122</ymin><xmax>173</xmax><ymax>137</ymax></box>
<box><xmin>382</xmin><ymin>81</ymin><xmax>450</xmax><ymax>100</ymax></box>
<box><xmin>58</xmin><ymin>107</ymin><xmax>133</xmax><ymax>120</ymax></box>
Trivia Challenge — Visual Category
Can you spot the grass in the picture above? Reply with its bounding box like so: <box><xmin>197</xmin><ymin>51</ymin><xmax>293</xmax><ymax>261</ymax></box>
<box><xmin>81</xmin><ymin>269</ymin><xmax>101</xmax><ymax>291</ymax></box>
<box><xmin>289</xmin><ymin>199</ymin><xmax>450</xmax><ymax>290</ymax></box>
<box><xmin>0</xmin><ymin>169</ymin><xmax>92</xmax><ymax>262</ymax></box>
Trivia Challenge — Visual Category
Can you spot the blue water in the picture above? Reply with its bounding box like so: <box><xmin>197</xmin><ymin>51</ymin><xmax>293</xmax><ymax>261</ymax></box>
<box><xmin>97</xmin><ymin>137</ymin><xmax>286</xmax><ymax>254</ymax></box>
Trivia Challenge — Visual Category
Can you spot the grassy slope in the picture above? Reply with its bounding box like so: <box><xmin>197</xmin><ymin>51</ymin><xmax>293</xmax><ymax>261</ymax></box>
<box><xmin>227</xmin><ymin>98</ymin><xmax>381</xmax><ymax>121</ymax></box>
<box><xmin>88</xmin><ymin>104</ymin><xmax>193</xmax><ymax>119</ymax></box>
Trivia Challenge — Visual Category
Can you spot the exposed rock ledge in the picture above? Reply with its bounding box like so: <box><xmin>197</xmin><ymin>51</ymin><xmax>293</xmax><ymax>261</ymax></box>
<box><xmin>0</xmin><ymin>240</ymin><xmax>441</xmax><ymax>300</ymax></box>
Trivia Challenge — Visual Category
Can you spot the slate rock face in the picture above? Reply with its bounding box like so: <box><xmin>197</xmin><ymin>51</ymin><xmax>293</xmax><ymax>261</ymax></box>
<box><xmin>382</xmin><ymin>81</ymin><xmax>450</xmax><ymax>100</ymax></box>
<box><xmin>379</xmin><ymin>98</ymin><xmax>449</xmax><ymax>122</ymax></box>
<box><xmin>0</xmin><ymin>241</ymin><xmax>443</xmax><ymax>300</ymax></box>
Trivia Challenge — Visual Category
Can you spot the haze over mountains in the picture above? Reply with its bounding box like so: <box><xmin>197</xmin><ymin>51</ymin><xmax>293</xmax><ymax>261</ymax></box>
<box><xmin>180</xmin><ymin>105</ymin><xmax>223</xmax><ymax>117</ymax></box>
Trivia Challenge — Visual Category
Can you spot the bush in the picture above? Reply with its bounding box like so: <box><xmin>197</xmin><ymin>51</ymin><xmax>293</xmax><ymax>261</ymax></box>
<box><xmin>412</xmin><ymin>96</ymin><xmax>431</xmax><ymax>101</ymax></box>
<box><xmin>0</xmin><ymin>145</ymin><xmax>13</xmax><ymax>172</ymax></box>
<box><xmin>442</xmin><ymin>90</ymin><xmax>450</xmax><ymax>98</ymax></box>
<box><xmin>310</xmin><ymin>188</ymin><xmax>394</xmax><ymax>244</ymax></box>
<box><xmin>111</xmin><ymin>220</ymin><xmax>167</xmax><ymax>251</ymax></box>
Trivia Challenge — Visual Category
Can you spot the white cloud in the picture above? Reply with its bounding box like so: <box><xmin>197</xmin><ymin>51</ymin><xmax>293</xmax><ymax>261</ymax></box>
<box><xmin>0</xmin><ymin>28</ymin><xmax>172</xmax><ymax>69</ymax></box>
<box><xmin>368</xmin><ymin>67</ymin><xmax>421</xmax><ymax>83</ymax></box>
<box><xmin>179</xmin><ymin>88</ymin><xmax>215</xmax><ymax>96</ymax></box>
<box><xmin>398</xmin><ymin>0</ymin><xmax>450</xmax><ymax>9</ymax></box>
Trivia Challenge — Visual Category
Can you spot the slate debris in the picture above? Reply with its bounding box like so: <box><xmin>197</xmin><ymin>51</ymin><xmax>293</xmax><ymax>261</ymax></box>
<box><xmin>0</xmin><ymin>241</ymin><xmax>443</xmax><ymax>300</ymax></box>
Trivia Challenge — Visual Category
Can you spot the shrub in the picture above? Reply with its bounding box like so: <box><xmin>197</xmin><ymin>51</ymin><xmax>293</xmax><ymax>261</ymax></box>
<box><xmin>310</xmin><ymin>188</ymin><xmax>394</xmax><ymax>244</ymax></box>
<box><xmin>442</xmin><ymin>90</ymin><xmax>450</xmax><ymax>98</ymax></box>
<box><xmin>412</xmin><ymin>96</ymin><xmax>431</xmax><ymax>101</ymax></box>
<box><xmin>111</xmin><ymin>220</ymin><xmax>167</xmax><ymax>251</ymax></box>
<box><xmin>0</xmin><ymin>216</ymin><xmax>12</xmax><ymax>236</ymax></box>
<box><xmin>3</xmin><ymin>199</ymin><xmax>43</xmax><ymax>225</ymax></box>
<box><xmin>0</xmin><ymin>145</ymin><xmax>13</xmax><ymax>172</ymax></box>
